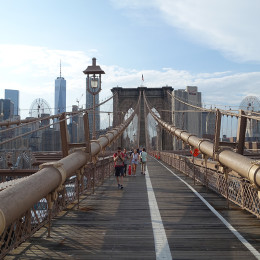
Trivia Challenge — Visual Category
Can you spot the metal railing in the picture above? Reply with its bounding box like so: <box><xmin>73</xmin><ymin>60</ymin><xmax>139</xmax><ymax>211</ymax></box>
<box><xmin>144</xmin><ymin>91</ymin><xmax>260</xmax><ymax>189</ymax></box>
<box><xmin>152</xmin><ymin>151</ymin><xmax>260</xmax><ymax>218</ymax></box>
<box><xmin>0</xmin><ymin>93</ymin><xmax>141</xmax><ymax>258</ymax></box>
<box><xmin>0</xmin><ymin>156</ymin><xmax>114</xmax><ymax>258</ymax></box>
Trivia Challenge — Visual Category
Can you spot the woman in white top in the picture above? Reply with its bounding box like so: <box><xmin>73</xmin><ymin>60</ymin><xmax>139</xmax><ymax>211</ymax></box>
<box><xmin>140</xmin><ymin>148</ymin><xmax>147</xmax><ymax>175</ymax></box>
<box><xmin>131</xmin><ymin>149</ymin><xmax>139</xmax><ymax>176</ymax></box>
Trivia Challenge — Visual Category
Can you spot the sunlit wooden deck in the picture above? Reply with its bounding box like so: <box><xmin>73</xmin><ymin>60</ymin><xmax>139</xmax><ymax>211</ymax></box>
<box><xmin>5</xmin><ymin>156</ymin><xmax>260</xmax><ymax>259</ymax></box>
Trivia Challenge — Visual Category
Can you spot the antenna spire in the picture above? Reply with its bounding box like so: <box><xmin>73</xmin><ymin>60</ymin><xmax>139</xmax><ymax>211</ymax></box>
<box><xmin>60</xmin><ymin>60</ymin><xmax>61</xmax><ymax>77</ymax></box>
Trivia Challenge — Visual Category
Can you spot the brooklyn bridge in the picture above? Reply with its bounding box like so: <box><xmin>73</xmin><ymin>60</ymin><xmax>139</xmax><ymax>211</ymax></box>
<box><xmin>1</xmin><ymin>87</ymin><xmax>260</xmax><ymax>259</ymax></box>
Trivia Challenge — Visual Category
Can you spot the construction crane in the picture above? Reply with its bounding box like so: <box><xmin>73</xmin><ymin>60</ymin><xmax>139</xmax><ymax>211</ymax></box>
<box><xmin>76</xmin><ymin>94</ymin><xmax>84</xmax><ymax>108</ymax></box>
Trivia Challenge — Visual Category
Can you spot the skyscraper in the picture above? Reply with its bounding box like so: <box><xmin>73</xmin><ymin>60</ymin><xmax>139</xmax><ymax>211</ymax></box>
<box><xmin>0</xmin><ymin>99</ymin><xmax>14</xmax><ymax>120</ymax></box>
<box><xmin>55</xmin><ymin>62</ymin><xmax>66</xmax><ymax>115</ymax></box>
<box><xmin>5</xmin><ymin>89</ymin><xmax>19</xmax><ymax>116</ymax></box>
<box><xmin>172</xmin><ymin>86</ymin><xmax>202</xmax><ymax>149</ymax></box>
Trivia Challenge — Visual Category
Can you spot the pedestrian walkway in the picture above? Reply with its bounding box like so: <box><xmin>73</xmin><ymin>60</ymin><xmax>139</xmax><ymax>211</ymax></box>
<box><xmin>5</xmin><ymin>156</ymin><xmax>260</xmax><ymax>259</ymax></box>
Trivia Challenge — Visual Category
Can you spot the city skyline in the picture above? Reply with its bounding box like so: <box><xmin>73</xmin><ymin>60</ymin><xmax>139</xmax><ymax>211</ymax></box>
<box><xmin>0</xmin><ymin>0</ymin><xmax>260</xmax><ymax>120</ymax></box>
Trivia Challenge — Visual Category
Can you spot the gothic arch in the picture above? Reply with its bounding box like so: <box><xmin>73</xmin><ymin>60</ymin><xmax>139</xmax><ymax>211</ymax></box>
<box><xmin>111</xmin><ymin>86</ymin><xmax>173</xmax><ymax>150</ymax></box>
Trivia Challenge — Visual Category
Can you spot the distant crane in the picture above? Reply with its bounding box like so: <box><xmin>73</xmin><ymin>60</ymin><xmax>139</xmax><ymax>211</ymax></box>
<box><xmin>76</xmin><ymin>94</ymin><xmax>84</xmax><ymax>108</ymax></box>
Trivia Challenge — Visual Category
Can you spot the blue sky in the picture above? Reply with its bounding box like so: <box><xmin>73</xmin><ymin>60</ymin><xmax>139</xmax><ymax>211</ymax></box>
<box><xmin>0</xmin><ymin>0</ymin><xmax>260</xmax><ymax>119</ymax></box>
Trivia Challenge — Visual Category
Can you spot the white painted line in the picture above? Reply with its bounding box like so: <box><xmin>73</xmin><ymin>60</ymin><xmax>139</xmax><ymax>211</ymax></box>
<box><xmin>145</xmin><ymin>167</ymin><xmax>172</xmax><ymax>260</ymax></box>
<box><xmin>154</xmin><ymin>157</ymin><xmax>260</xmax><ymax>260</ymax></box>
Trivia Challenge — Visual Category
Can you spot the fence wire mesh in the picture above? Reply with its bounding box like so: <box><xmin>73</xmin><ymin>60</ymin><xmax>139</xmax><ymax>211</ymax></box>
<box><xmin>156</xmin><ymin>151</ymin><xmax>260</xmax><ymax>218</ymax></box>
<box><xmin>0</xmin><ymin>156</ymin><xmax>114</xmax><ymax>259</ymax></box>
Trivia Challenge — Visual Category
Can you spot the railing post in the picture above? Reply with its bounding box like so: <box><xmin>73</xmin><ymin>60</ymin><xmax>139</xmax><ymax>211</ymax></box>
<box><xmin>213</xmin><ymin>109</ymin><xmax>221</xmax><ymax>160</ymax></box>
<box><xmin>46</xmin><ymin>192</ymin><xmax>55</xmax><ymax>238</ymax></box>
<box><xmin>76</xmin><ymin>167</ymin><xmax>85</xmax><ymax>209</ymax></box>
<box><xmin>93</xmin><ymin>163</ymin><xmax>96</xmax><ymax>194</ymax></box>
<box><xmin>236</xmin><ymin>109</ymin><xmax>247</xmax><ymax>155</ymax></box>
<box><xmin>193</xmin><ymin>155</ymin><xmax>195</xmax><ymax>185</ymax></box>
<box><xmin>204</xmin><ymin>156</ymin><xmax>208</xmax><ymax>191</ymax></box>
<box><xmin>47</xmin><ymin>209</ymin><xmax>52</xmax><ymax>237</ymax></box>
<box><xmin>83</xmin><ymin>112</ymin><xmax>91</xmax><ymax>155</ymax></box>
<box><xmin>83</xmin><ymin>112</ymin><xmax>93</xmax><ymax>194</ymax></box>
<box><xmin>241</xmin><ymin>179</ymin><xmax>245</xmax><ymax>209</ymax></box>
<box><xmin>90</xmin><ymin>157</ymin><xmax>97</xmax><ymax>195</ymax></box>
<box><xmin>101</xmin><ymin>151</ymin><xmax>105</xmax><ymax>185</ymax></box>
<box><xmin>108</xmin><ymin>157</ymin><xmax>111</xmax><ymax>179</ymax></box>
<box><xmin>224</xmin><ymin>168</ymin><xmax>230</xmax><ymax>209</ymax></box>
<box><xmin>59</xmin><ymin>113</ymin><xmax>69</xmax><ymax>157</ymax></box>
<box><xmin>184</xmin><ymin>156</ymin><xmax>186</xmax><ymax>175</ymax></box>
<box><xmin>77</xmin><ymin>176</ymin><xmax>80</xmax><ymax>209</ymax></box>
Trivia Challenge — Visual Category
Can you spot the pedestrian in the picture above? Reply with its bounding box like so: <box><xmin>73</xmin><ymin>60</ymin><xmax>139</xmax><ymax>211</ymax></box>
<box><xmin>131</xmin><ymin>149</ymin><xmax>139</xmax><ymax>176</ymax></box>
<box><xmin>113</xmin><ymin>147</ymin><xmax>125</xmax><ymax>189</ymax></box>
<box><xmin>140</xmin><ymin>148</ymin><xmax>147</xmax><ymax>175</ymax></box>
<box><xmin>123</xmin><ymin>148</ymin><xmax>129</xmax><ymax>176</ymax></box>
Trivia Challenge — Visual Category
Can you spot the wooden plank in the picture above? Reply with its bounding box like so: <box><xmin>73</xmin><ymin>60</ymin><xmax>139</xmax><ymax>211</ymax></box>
<box><xmin>6</xmin><ymin>156</ymin><xmax>260</xmax><ymax>259</ymax></box>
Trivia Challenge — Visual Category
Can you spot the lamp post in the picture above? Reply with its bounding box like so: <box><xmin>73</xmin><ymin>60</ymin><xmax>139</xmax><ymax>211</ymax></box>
<box><xmin>83</xmin><ymin>58</ymin><xmax>105</xmax><ymax>139</ymax></box>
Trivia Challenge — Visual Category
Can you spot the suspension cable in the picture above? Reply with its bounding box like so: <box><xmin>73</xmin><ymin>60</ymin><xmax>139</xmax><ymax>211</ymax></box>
<box><xmin>167</xmin><ymin>91</ymin><xmax>260</xmax><ymax>120</ymax></box>
<box><xmin>144</xmin><ymin>91</ymin><xmax>260</xmax><ymax>189</ymax></box>
<box><xmin>0</xmin><ymin>93</ymin><xmax>115</xmax><ymax>129</ymax></box>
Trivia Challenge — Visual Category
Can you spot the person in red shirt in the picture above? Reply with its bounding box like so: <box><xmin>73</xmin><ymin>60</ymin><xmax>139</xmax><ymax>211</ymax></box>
<box><xmin>113</xmin><ymin>147</ymin><xmax>125</xmax><ymax>189</ymax></box>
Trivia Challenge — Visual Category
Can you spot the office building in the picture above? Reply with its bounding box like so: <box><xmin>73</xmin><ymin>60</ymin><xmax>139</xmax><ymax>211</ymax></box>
<box><xmin>5</xmin><ymin>89</ymin><xmax>19</xmax><ymax>116</ymax></box>
<box><xmin>0</xmin><ymin>99</ymin><xmax>14</xmax><ymax>120</ymax></box>
<box><xmin>172</xmin><ymin>86</ymin><xmax>202</xmax><ymax>149</ymax></box>
<box><xmin>54</xmin><ymin>64</ymin><xmax>66</xmax><ymax>115</ymax></box>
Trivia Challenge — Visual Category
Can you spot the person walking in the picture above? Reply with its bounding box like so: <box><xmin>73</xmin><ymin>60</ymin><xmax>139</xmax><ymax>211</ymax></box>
<box><xmin>113</xmin><ymin>147</ymin><xmax>125</xmax><ymax>189</ymax></box>
<box><xmin>131</xmin><ymin>149</ymin><xmax>139</xmax><ymax>176</ymax></box>
<box><xmin>123</xmin><ymin>148</ymin><xmax>129</xmax><ymax>176</ymax></box>
<box><xmin>140</xmin><ymin>148</ymin><xmax>147</xmax><ymax>175</ymax></box>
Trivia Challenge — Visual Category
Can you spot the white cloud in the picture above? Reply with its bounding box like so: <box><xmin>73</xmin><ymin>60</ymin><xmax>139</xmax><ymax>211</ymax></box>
<box><xmin>109</xmin><ymin>0</ymin><xmax>160</xmax><ymax>25</ymax></box>
<box><xmin>0</xmin><ymin>44</ymin><xmax>259</xmax><ymax>121</ymax></box>
<box><xmin>104</xmin><ymin>65</ymin><xmax>260</xmax><ymax>109</ymax></box>
<box><xmin>0</xmin><ymin>45</ymin><xmax>91</xmax><ymax>117</ymax></box>
<box><xmin>110</xmin><ymin>0</ymin><xmax>154</xmax><ymax>9</ymax></box>
<box><xmin>111</xmin><ymin>0</ymin><xmax>260</xmax><ymax>62</ymax></box>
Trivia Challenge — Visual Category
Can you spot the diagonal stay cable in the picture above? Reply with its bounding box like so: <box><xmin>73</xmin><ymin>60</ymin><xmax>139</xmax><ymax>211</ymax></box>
<box><xmin>0</xmin><ymin>93</ymin><xmax>116</xmax><ymax>131</ymax></box>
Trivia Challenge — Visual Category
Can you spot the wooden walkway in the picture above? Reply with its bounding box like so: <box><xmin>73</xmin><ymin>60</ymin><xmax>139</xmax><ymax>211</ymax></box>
<box><xmin>5</xmin><ymin>156</ymin><xmax>260</xmax><ymax>259</ymax></box>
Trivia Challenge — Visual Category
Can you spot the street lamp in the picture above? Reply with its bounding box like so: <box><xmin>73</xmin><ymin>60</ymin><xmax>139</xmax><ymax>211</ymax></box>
<box><xmin>83</xmin><ymin>58</ymin><xmax>105</xmax><ymax>139</ymax></box>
